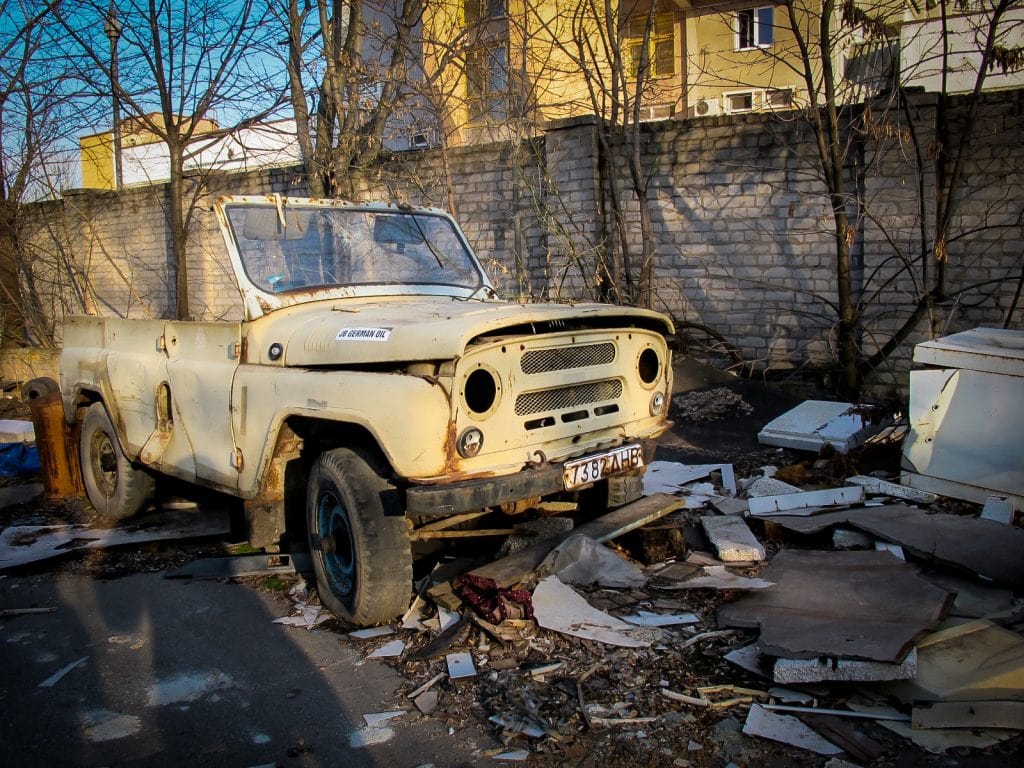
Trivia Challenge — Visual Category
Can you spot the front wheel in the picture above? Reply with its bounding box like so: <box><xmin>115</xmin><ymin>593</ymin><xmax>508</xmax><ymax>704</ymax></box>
<box><xmin>80</xmin><ymin>402</ymin><xmax>155</xmax><ymax>519</ymax></box>
<box><xmin>307</xmin><ymin>448</ymin><xmax>412</xmax><ymax>626</ymax></box>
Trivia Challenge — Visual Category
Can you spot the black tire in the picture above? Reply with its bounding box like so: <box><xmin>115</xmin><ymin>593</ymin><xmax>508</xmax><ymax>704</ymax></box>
<box><xmin>307</xmin><ymin>447</ymin><xmax>413</xmax><ymax>626</ymax></box>
<box><xmin>80</xmin><ymin>402</ymin><xmax>155</xmax><ymax>520</ymax></box>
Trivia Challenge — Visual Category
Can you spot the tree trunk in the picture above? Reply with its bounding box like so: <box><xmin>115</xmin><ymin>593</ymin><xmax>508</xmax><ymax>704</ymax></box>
<box><xmin>167</xmin><ymin>143</ymin><xmax>190</xmax><ymax>321</ymax></box>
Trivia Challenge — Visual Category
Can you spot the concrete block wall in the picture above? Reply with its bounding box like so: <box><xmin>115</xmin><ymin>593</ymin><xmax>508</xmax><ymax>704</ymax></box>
<box><xmin>17</xmin><ymin>92</ymin><xmax>1024</xmax><ymax>393</ymax></box>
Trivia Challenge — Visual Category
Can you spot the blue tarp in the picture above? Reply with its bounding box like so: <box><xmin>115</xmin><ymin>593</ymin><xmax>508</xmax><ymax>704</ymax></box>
<box><xmin>0</xmin><ymin>443</ymin><xmax>40</xmax><ymax>476</ymax></box>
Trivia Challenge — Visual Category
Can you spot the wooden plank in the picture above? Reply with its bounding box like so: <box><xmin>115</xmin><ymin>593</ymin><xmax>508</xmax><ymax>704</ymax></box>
<box><xmin>469</xmin><ymin>493</ymin><xmax>683</xmax><ymax>587</ymax></box>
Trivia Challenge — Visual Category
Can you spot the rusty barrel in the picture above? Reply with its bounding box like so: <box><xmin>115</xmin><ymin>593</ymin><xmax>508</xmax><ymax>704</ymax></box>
<box><xmin>23</xmin><ymin>377</ymin><xmax>84</xmax><ymax>499</ymax></box>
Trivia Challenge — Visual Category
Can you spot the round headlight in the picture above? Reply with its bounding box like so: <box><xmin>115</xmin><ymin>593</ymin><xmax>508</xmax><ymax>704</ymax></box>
<box><xmin>638</xmin><ymin>347</ymin><xmax>660</xmax><ymax>385</ymax></box>
<box><xmin>650</xmin><ymin>391</ymin><xmax>666</xmax><ymax>416</ymax></box>
<box><xmin>268</xmin><ymin>342</ymin><xmax>283</xmax><ymax>361</ymax></box>
<box><xmin>457</xmin><ymin>427</ymin><xmax>484</xmax><ymax>458</ymax></box>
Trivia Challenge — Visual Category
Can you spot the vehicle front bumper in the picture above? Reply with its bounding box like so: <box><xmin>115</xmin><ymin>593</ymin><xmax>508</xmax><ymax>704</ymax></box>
<box><xmin>404</xmin><ymin>438</ymin><xmax>658</xmax><ymax>517</ymax></box>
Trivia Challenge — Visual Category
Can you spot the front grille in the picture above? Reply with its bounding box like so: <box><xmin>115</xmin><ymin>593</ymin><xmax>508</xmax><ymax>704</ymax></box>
<box><xmin>520</xmin><ymin>342</ymin><xmax>616</xmax><ymax>374</ymax></box>
<box><xmin>515</xmin><ymin>379</ymin><xmax>623</xmax><ymax>416</ymax></box>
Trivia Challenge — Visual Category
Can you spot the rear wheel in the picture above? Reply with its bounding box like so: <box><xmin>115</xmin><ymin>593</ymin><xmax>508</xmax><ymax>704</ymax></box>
<box><xmin>80</xmin><ymin>402</ymin><xmax>154</xmax><ymax>519</ymax></box>
<box><xmin>307</xmin><ymin>447</ymin><xmax>412</xmax><ymax>626</ymax></box>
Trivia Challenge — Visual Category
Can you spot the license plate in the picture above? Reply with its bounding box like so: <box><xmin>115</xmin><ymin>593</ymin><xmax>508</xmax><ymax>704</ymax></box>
<box><xmin>562</xmin><ymin>444</ymin><xmax>644</xmax><ymax>490</ymax></box>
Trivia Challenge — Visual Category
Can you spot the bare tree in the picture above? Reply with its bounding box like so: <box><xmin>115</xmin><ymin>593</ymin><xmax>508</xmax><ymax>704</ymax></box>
<box><xmin>691</xmin><ymin>0</ymin><xmax>1024</xmax><ymax>394</ymax></box>
<box><xmin>519</xmin><ymin>0</ymin><xmax>676</xmax><ymax>308</ymax></box>
<box><xmin>279</xmin><ymin>0</ymin><xmax>424</xmax><ymax>199</ymax></box>
<box><xmin>59</xmin><ymin>0</ymin><xmax>285</xmax><ymax>320</ymax></box>
<box><xmin>0</xmin><ymin>0</ymin><xmax>85</xmax><ymax>347</ymax></box>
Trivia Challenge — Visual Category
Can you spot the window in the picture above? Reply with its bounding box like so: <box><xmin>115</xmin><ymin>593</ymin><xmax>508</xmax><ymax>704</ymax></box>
<box><xmin>626</xmin><ymin>14</ymin><xmax>676</xmax><ymax>79</ymax></box>
<box><xmin>764</xmin><ymin>88</ymin><xmax>793</xmax><ymax>108</ymax></box>
<box><xmin>464</xmin><ymin>0</ymin><xmax>506</xmax><ymax>25</ymax></box>
<box><xmin>725</xmin><ymin>90</ymin><xmax>755</xmax><ymax>113</ymax></box>
<box><xmin>466</xmin><ymin>45</ymin><xmax>509</xmax><ymax>122</ymax></box>
<box><xmin>736</xmin><ymin>7</ymin><xmax>774</xmax><ymax>50</ymax></box>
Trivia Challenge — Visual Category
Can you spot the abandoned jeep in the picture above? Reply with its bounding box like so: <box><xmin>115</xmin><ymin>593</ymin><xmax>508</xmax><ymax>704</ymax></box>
<box><xmin>60</xmin><ymin>196</ymin><xmax>674</xmax><ymax>625</ymax></box>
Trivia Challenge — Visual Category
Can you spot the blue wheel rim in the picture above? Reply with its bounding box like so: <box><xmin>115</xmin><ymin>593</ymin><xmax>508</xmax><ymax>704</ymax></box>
<box><xmin>316</xmin><ymin>490</ymin><xmax>355</xmax><ymax>598</ymax></box>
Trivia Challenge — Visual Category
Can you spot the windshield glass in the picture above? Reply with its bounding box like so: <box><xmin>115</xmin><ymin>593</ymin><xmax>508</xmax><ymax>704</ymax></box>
<box><xmin>225</xmin><ymin>204</ymin><xmax>484</xmax><ymax>294</ymax></box>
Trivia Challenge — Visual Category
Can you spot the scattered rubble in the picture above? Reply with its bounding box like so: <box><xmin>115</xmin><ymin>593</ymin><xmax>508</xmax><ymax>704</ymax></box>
<box><xmin>672</xmin><ymin>387</ymin><xmax>753</xmax><ymax>422</ymax></box>
<box><xmin>6</xmin><ymin>375</ymin><xmax>1024</xmax><ymax>766</ymax></box>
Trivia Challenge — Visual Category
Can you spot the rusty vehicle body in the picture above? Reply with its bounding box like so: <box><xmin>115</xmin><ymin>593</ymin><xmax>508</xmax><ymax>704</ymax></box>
<box><xmin>60</xmin><ymin>195</ymin><xmax>674</xmax><ymax>625</ymax></box>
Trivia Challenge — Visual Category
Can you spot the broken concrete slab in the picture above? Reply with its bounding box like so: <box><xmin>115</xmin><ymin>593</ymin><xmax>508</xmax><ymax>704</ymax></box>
<box><xmin>717</xmin><ymin>550</ymin><xmax>952</xmax><ymax>663</ymax></box>
<box><xmin>0</xmin><ymin>512</ymin><xmax>231</xmax><ymax>570</ymax></box>
<box><xmin>742</xmin><ymin>704</ymin><xmax>842</xmax><ymax>755</ymax></box>
<box><xmin>468</xmin><ymin>493</ymin><xmax>682</xmax><ymax>588</ymax></box>
<box><xmin>882</xmin><ymin>619</ymin><xmax>1024</xmax><ymax>704</ymax></box>
<box><xmin>758</xmin><ymin>504</ymin><xmax>1024</xmax><ymax>590</ymax></box>
<box><xmin>773</xmin><ymin>649</ymin><xmax>917</xmax><ymax>684</ymax></box>
<box><xmin>845</xmin><ymin>475</ymin><xmax>937</xmax><ymax>504</ymax></box>
<box><xmin>700</xmin><ymin>516</ymin><xmax>765</xmax><ymax>562</ymax></box>
<box><xmin>532</xmin><ymin>576</ymin><xmax>650</xmax><ymax>648</ymax></box>
<box><xmin>758</xmin><ymin>400</ymin><xmax>887</xmax><ymax>454</ymax></box>
<box><xmin>747</xmin><ymin>486</ymin><xmax>864</xmax><ymax>517</ymax></box>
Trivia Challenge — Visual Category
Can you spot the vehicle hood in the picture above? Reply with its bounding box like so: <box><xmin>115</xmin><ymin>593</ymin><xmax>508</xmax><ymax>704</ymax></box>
<box><xmin>248</xmin><ymin>296</ymin><xmax>673</xmax><ymax>366</ymax></box>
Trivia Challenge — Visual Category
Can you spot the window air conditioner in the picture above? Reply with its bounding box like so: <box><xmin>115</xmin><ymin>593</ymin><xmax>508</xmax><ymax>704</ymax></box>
<box><xmin>694</xmin><ymin>97</ymin><xmax>722</xmax><ymax>117</ymax></box>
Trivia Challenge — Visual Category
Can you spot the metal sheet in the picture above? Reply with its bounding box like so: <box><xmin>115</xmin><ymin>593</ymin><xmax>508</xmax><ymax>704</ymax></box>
<box><xmin>759</xmin><ymin>504</ymin><xmax>1024</xmax><ymax>590</ymax></box>
<box><xmin>912</xmin><ymin>327</ymin><xmax>1024</xmax><ymax>375</ymax></box>
<box><xmin>716</xmin><ymin>550</ymin><xmax>952</xmax><ymax>663</ymax></box>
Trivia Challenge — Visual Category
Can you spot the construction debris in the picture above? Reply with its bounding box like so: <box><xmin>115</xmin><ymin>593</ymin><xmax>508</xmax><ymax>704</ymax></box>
<box><xmin>845</xmin><ymin>475</ymin><xmax>938</xmax><ymax>504</ymax></box>
<box><xmin>747</xmin><ymin>486</ymin><xmax>864</xmax><ymax>516</ymax></box>
<box><xmin>757</xmin><ymin>400</ymin><xmax>888</xmax><ymax>454</ymax></box>
<box><xmin>657</xmin><ymin>565</ymin><xmax>774</xmax><ymax>591</ymax></box>
<box><xmin>700</xmin><ymin>515</ymin><xmax>765</xmax><ymax>562</ymax></box>
<box><xmin>717</xmin><ymin>550</ymin><xmax>952</xmax><ymax>662</ymax></box>
<box><xmin>911</xmin><ymin>700</ymin><xmax>1024</xmax><ymax>730</ymax></box>
<box><xmin>537</xmin><ymin>534</ymin><xmax>646</xmax><ymax>588</ymax></box>
<box><xmin>758</xmin><ymin>504</ymin><xmax>1024</xmax><ymax>590</ymax></box>
<box><xmin>742</xmin><ymin>704</ymin><xmax>842</xmax><ymax>756</ymax></box>
<box><xmin>901</xmin><ymin>326</ymin><xmax>1024</xmax><ymax>508</ymax></box>
<box><xmin>882</xmin><ymin>619</ymin><xmax>1024</xmax><ymax>704</ymax></box>
<box><xmin>0</xmin><ymin>512</ymin><xmax>231</xmax><ymax>570</ymax></box>
<box><xmin>532</xmin><ymin>576</ymin><xmax>650</xmax><ymax>648</ymax></box>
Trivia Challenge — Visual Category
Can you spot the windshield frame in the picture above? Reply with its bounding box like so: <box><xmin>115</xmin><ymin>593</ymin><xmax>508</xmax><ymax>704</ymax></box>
<box><xmin>216</xmin><ymin>196</ymin><xmax>492</xmax><ymax>320</ymax></box>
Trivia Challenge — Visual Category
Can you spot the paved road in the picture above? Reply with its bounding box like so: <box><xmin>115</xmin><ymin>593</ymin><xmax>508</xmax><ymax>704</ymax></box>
<box><xmin>1</xmin><ymin>570</ymin><xmax>495</xmax><ymax>767</ymax></box>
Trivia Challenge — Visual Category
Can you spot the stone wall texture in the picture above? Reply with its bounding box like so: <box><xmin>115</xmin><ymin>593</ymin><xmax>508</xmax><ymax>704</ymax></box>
<box><xmin>19</xmin><ymin>91</ymin><xmax>1024</xmax><ymax>393</ymax></box>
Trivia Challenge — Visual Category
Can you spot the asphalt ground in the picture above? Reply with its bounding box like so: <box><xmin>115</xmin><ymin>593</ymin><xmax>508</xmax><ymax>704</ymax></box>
<box><xmin>1</xmin><ymin>569</ymin><xmax>495</xmax><ymax>767</ymax></box>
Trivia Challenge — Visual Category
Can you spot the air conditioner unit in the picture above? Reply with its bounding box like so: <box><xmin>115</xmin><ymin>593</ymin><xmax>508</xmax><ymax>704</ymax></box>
<box><xmin>694</xmin><ymin>97</ymin><xmax>722</xmax><ymax>117</ymax></box>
